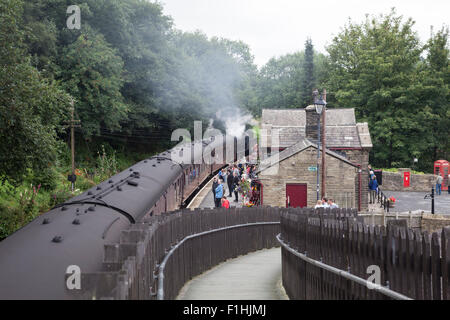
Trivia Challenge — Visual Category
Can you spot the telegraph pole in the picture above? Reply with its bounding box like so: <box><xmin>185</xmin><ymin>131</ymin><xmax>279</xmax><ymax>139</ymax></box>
<box><xmin>321</xmin><ymin>89</ymin><xmax>327</xmax><ymax>199</ymax></box>
<box><xmin>66</xmin><ymin>99</ymin><xmax>81</xmax><ymax>191</ymax></box>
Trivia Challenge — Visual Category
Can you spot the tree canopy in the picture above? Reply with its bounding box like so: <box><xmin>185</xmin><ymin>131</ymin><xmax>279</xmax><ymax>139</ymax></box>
<box><xmin>325</xmin><ymin>9</ymin><xmax>449</xmax><ymax>170</ymax></box>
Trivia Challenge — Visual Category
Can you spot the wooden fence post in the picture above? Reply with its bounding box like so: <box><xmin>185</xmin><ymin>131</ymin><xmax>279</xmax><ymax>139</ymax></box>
<box><xmin>442</xmin><ymin>227</ymin><xmax>450</xmax><ymax>300</ymax></box>
<box><xmin>422</xmin><ymin>231</ymin><xmax>432</xmax><ymax>300</ymax></box>
<box><xmin>431</xmin><ymin>232</ymin><xmax>442</xmax><ymax>300</ymax></box>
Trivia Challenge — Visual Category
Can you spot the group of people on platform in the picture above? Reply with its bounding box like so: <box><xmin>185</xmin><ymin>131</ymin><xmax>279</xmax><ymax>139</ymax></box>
<box><xmin>211</xmin><ymin>162</ymin><xmax>258</xmax><ymax>209</ymax></box>
<box><xmin>314</xmin><ymin>197</ymin><xmax>339</xmax><ymax>209</ymax></box>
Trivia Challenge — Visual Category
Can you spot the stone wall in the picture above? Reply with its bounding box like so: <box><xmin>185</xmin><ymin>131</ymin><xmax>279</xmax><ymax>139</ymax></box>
<box><xmin>343</xmin><ymin>148</ymin><xmax>370</xmax><ymax>211</ymax></box>
<box><xmin>259</xmin><ymin>146</ymin><xmax>357</xmax><ymax>208</ymax></box>
<box><xmin>359</xmin><ymin>212</ymin><xmax>422</xmax><ymax>229</ymax></box>
<box><xmin>358</xmin><ymin>211</ymin><xmax>450</xmax><ymax>233</ymax></box>
<box><xmin>421</xmin><ymin>213</ymin><xmax>450</xmax><ymax>233</ymax></box>
<box><xmin>381</xmin><ymin>169</ymin><xmax>438</xmax><ymax>192</ymax></box>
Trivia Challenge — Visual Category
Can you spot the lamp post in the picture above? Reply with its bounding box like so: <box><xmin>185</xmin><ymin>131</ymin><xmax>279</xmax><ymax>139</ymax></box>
<box><xmin>314</xmin><ymin>96</ymin><xmax>326</xmax><ymax>201</ymax></box>
<box><xmin>413</xmin><ymin>158</ymin><xmax>418</xmax><ymax>171</ymax></box>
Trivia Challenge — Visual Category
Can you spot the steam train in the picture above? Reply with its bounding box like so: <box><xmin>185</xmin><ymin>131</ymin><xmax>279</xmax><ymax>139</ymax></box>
<box><xmin>0</xmin><ymin>135</ymin><xmax>251</xmax><ymax>299</ymax></box>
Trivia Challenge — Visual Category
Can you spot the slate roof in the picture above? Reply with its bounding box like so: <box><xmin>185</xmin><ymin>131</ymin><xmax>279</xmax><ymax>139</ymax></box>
<box><xmin>261</xmin><ymin>109</ymin><xmax>306</xmax><ymax>126</ymax></box>
<box><xmin>260</xmin><ymin>108</ymin><xmax>371</xmax><ymax>149</ymax></box>
<box><xmin>257</xmin><ymin>137</ymin><xmax>358</xmax><ymax>174</ymax></box>
<box><xmin>356</xmin><ymin>123</ymin><xmax>373</xmax><ymax>148</ymax></box>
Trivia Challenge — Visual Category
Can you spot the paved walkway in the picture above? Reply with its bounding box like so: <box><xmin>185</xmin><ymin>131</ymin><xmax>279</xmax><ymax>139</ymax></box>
<box><xmin>382</xmin><ymin>190</ymin><xmax>450</xmax><ymax>214</ymax></box>
<box><xmin>176</xmin><ymin>247</ymin><xmax>288</xmax><ymax>300</ymax></box>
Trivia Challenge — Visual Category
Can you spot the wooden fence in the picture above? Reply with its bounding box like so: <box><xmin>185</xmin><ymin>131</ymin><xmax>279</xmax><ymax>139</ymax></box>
<box><xmin>69</xmin><ymin>206</ymin><xmax>280</xmax><ymax>300</ymax></box>
<box><xmin>279</xmin><ymin>207</ymin><xmax>450</xmax><ymax>300</ymax></box>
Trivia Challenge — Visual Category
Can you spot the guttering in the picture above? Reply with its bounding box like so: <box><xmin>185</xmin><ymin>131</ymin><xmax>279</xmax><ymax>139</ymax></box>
<box><xmin>329</xmin><ymin>147</ymin><xmax>363</xmax><ymax>151</ymax></box>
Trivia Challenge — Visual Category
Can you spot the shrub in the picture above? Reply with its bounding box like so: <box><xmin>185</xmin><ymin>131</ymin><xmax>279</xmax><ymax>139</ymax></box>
<box><xmin>29</xmin><ymin>167</ymin><xmax>58</xmax><ymax>191</ymax></box>
<box><xmin>0</xmin><ymin>177</ymin><xmax>15</xmax><ymax>197</ymax></box>
<box><xmin>95</xmin><ymin>145</ymin><xmax>119</xmax><ymax>182</ymax></box>
<box><xmin>0</xmin><ymin>204</ymin><xmax>24</xmax><ymax>240</ymax></box>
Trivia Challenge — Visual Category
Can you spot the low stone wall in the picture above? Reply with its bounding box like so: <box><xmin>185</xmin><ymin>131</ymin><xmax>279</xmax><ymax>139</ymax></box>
<box><xmin>359</xmin><ymin>211</ymin><xmax>450</xmax><ymax>233</ymax></box>
<box><xmin>421</xmin><ymin>213</ymin><xmax>450</xmax><ymax>233</ymax></box>
<box><xmin>359</xmin><ymin>212</ymin><xmax>422</xmax><ymax>229</ymax></box>
<box><xmin>381</xmin><ymin>169</ymin><xmax>438</xmax><ymax>192</ymax></box>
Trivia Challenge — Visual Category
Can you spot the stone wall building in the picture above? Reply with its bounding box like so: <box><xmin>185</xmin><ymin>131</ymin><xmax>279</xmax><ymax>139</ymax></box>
<box><xmin>259</xmin><ymin>105</ymin><xmax>372</xmax><ymax>211</ymax></box>
<box><xmin>257</xmin><ymin>139</ymin><xmax>359</xmax><ymax>208</ymax></box>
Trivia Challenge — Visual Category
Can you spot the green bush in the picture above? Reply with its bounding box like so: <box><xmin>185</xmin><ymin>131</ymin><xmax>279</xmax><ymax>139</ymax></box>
<box><xmin>95</xmin><ymin>145</ymin><xmax>119</xmax><ymax>183</ymax></box>
<box><xmin>374</xmin><ymin>167</ymin><xmax>425</xmax><ymax>175</ymax></box>
<box><xmin>0</xmin><ymin>197</ymin><xmax>40</xmax><ymax>240</ymax></box>
<box><xmin>29</xmin><ymin>167</ymin><xmax>58</xmax><ymax>191</ymax></box>
<box><xmin>0</xmin><ymin>204</ymin><xmax>23</xmax><ymax>240</ymax></box>
<box><xmin>75</xmin><ymin>174</ymin><xmax>96</xmax><ymax>191</ymax></box>
<box><xmin>0</xmin><ymin>177</ymin><xmax>15</xmax><ymax>197</ymax></box>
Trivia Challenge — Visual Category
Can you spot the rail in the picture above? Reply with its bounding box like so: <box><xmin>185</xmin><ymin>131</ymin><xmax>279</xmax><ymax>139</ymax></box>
<box><xmin>157</xmin><ymin>221</ymin><xmax>280</xmax><ymax>300</ymax></box>
<box><xmin>280</xmin><ymin>209</ymin><xmax>450</xmax><ymax>300</ymax></box>
<box><xmin>276</xmin><ymin>234</ymin><xmax>412</xmax><ymax>300</ymax></box>
<box><xmin>376</xmin><ymin>187</ymin><xmax>391</xmax><ymax>212</ymax></box>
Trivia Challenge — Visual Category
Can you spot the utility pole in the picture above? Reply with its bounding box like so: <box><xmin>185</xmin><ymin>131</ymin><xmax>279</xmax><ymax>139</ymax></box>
<box><xmin>321</xmin><ymin>89</ymin><xmax>327</xmax><ymax>199</ymax></box>
<box><xmin>65</xmin><ymin>99</ymin><xmax>81</xmax><ymax>191</ymax></box>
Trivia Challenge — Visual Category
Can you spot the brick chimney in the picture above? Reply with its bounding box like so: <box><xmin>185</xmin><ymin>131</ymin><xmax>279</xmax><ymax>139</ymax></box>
<box><xmin>305</xmin><ymin>89</ymin><xmax>326</xmax><ymax>144</ymax></box>
<box><xmin>305</xmin><ymin>105</ymin><xmax>320</xmax><ymax>143</ymax></box>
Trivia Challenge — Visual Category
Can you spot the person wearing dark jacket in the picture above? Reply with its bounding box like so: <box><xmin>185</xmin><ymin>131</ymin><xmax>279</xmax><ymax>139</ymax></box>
<box><xmin>368</xmin><ymin>175</ymin><xmax>378</xmax><ymax>204</ymax></box>
<box><xmin>232</xmin><ymin>172</ymin><xmax>240</xmax><ymax>202</ymax></box>
<box><xmin>212</xmin><ymin>176</ymin><xmax>218</xmax><ymax>200</ymax></box>
<box><xmin>227</xmin><ymin>168</ymin><xmax>233</xmax><ymax>197</ymax></box>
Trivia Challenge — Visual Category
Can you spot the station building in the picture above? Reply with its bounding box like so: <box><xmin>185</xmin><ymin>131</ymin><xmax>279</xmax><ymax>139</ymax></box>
<box><xmin>257</xmin><ymin>105</ymin><xmax>372</xmax><ymax>211</ymax></box>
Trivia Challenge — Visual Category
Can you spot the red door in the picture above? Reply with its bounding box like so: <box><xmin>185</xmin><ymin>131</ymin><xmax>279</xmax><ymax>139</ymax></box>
<box><xmin>286</xmin><ymin>184</ymin><xmax>307</xmax><ymax>208</ymax></box>
<box><xmin>403</xmin><ymin>172</ymin><xmax>410</xmax><ymax>187</ymax></box>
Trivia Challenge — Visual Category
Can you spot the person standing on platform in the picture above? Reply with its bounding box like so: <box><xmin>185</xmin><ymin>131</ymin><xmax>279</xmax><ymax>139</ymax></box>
<box><xmin>227</xmin><ymin>168</ymin><xmax>233</xmax><ymax>197</ymax></box>
<box><xmin>233</xmin><ymin>165</ymin><xmax>239</xmax><ymax>177</ymax></box>
<box><xmin>436</xmin><ymin>173</ymin><xmax>443</xmax><ymax>195</ymax></box>
<box><xmin>221</xmin><ymin>196</ymin><xmax>230</xmax><ymax>209</ymax></box>
<box><xmin>232</xmin><ymin>172</ymin><xmax>240</xmax><ymax>202</ymax></box>
<box><xmin>215</xmin><ymin>180</ymin><xmax>224</xmax><ymax>208</ymax></box>
<box><xmin>212</xmin><ymin>176</ymin><xmax>218</xmax><ymax>199</ymax></box>
<box><xmin>314</xmin><ymin>200</ymin><xmax>324</xmax><ymax>209</ymax></box>
<box><xmin>369</xmin><ymin>175</ymin><xmax>378</xmax><ymax>203</ymax></box>
<box><xmin>328</xmin><ymin>198</ymin><xmax>339</xmax><ymax>209</ymax></box>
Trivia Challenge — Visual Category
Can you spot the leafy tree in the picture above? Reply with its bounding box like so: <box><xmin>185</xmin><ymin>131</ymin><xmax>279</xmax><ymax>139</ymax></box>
<box><xmin>416</xmin><ymin>27</ymin><xmax>450</xmax><ymax>166</ymax></box>
<box><xmin>253</xmin><ymin>47</ymin><xmax>326</xmax><ymax>114</ymax></box>
<box><xmin>0</xmin><ymin>0</ymin><xmax>71</xmax><ymax>183</ymax></box>
<box><xmin>58</xmin><ymin>26</ymin><xmax>127</xmax><ymax>137</ymax></box>
<box><xmin>300</xmin><ymin>38</ymin><xmax>315</xmax><ymax>106</ymax></box>
<box><xmin>324</xmin><ymin>9</ymin><xmax>447</xmax><ymax>170</ymax></box>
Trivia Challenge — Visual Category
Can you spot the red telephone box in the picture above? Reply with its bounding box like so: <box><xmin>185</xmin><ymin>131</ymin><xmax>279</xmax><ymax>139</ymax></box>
<box><xmin>403</xmin><ymin>172</ymin><xmax>410</xmax><ymax>187</ymax></box>
<box><xmin>434</xmin><ymin>160</ymin><xmax>449</xmax><ymax>191</ymax></box>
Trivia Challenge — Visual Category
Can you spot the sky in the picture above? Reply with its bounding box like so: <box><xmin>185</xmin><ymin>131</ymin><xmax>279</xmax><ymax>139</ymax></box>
<box><xmin>159</xmin><ymin>0</ymin><xmax>450</xmax><ymax>67</ymax></box>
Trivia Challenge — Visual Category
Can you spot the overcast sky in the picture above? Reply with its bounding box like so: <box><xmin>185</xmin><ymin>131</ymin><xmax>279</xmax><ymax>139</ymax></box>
<box><xmin>159</xmin><ymin>0</ymin><xmax>449</xmax><ymax>67</ymax></box>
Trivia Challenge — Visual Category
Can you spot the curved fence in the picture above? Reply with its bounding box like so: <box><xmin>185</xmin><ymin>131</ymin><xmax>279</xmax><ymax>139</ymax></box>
<box><xmin>279</xmin><ymin>207</ymin><xmax>450</xmax><ymax>300</ymax></box>
<box><xmin>69</xmin><ymin>207</ymin><xmax>280</xmax><ymax>300</ymax></box>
